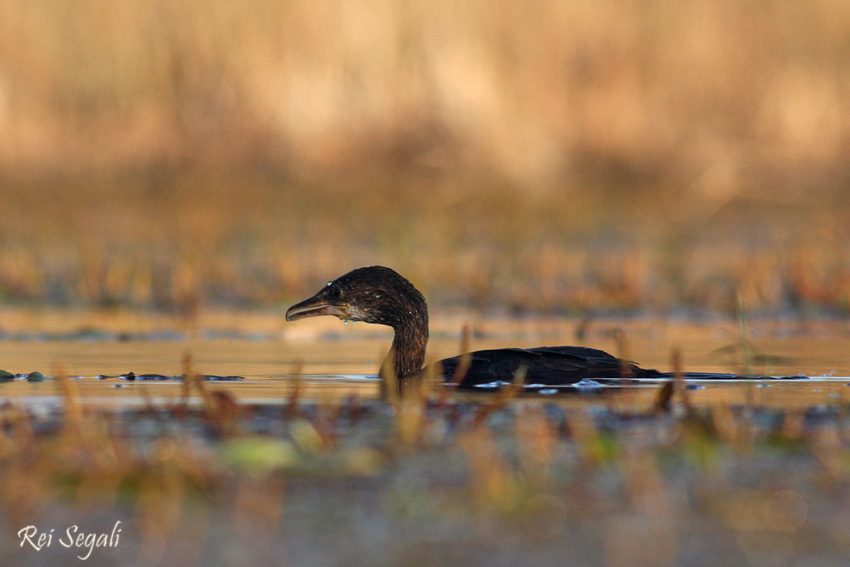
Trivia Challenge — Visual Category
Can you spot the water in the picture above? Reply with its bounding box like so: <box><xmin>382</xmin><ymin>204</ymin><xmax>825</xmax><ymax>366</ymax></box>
<box><xmin>3</xmin><ymin>311</ymin><xmax>850</xmax><ymax>567</ymax></box>
<box><xmin>1</xmin><ymin>312</ymin><xmax>848</xmax><ymax>410</ymax></box>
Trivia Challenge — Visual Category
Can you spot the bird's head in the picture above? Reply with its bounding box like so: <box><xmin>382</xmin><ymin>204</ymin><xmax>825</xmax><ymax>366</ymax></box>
<box><xmin>285</xmin><ymin>266</ymin><xmax>428</xmax><ymax>329</ymax></box>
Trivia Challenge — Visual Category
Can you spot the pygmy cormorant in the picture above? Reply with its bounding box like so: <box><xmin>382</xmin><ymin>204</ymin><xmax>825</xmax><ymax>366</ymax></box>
<box><xmin>285</xmin><ymin>266</ymin><xmax>674</xmax><ymax>391</ymax></box>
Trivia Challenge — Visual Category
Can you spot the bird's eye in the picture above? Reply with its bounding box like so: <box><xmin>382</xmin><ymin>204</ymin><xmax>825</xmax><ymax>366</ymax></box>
<box><xmin>329</xmin><ymin>287</ymin><xmax>343</xmax><ymax>300</ymax></box>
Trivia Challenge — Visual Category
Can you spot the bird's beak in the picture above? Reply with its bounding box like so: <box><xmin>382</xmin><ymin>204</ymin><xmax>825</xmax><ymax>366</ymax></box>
<box><xmin>285</xmin><ymin>293</ymin><xmax>350</xmax><ymax>322</ymax></box>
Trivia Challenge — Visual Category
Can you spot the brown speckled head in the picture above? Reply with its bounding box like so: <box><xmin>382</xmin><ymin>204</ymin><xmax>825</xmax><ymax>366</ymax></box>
<box><xmin>286</xmin><ymin>266</ymin><xmax>429</xmax><ymax>379</ymax></box>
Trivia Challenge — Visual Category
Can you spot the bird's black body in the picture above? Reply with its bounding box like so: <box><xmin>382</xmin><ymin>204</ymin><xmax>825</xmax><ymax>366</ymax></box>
<box><xmin>285</xmin><ymin>266</ymin><xmax>801</xmax><ymax>390</ymax></box>
<box><xmin>438</xmin><ymin>345</ymin><xmax>664</xmax><ymax>388</ymax></box>
<box><xmin>286</xmin><ymin>266</ymin><xmax>675</xmax><ymax>391</ymax></box>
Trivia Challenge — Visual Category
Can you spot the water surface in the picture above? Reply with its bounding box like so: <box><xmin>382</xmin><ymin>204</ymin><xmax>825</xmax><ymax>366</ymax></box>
<box><xmin>1</xmin><ymin>312</ymin><xmax>848</xmax><ymax>410</ymax></box>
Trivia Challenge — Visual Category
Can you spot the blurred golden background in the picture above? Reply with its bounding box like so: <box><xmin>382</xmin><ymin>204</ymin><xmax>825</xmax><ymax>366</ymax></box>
<box><xmin>1</xmin><ymin>0</ymin><xmax>849</xmax><ymax>316</ymax></box>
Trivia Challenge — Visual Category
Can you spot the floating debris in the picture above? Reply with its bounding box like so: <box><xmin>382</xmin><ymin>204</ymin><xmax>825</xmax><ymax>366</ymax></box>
<box><xmin>137</xmin><ymin>374</ymin><xmax>178</xmax><ymax>381</ymax></box>
<box><xmin>26</xmin><ymin>371</ymin><xmax>46</xmax><ymax>382</ymax></box>
<box><xmin>202</xmin><ymin>375</ymin><xmax>244</xmax><ymax>381</ymax></box>
<box><xmin>117</xmin><ymin>372</ymin><xmax>244</xmax><ymax>382</ymax></box>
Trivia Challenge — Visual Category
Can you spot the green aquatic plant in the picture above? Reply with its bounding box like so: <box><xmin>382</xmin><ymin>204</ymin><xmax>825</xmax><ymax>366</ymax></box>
<box><xmin>26</xmin><ymin>371</ymin><xmax>45</xmax><ymax>382</ymax></box>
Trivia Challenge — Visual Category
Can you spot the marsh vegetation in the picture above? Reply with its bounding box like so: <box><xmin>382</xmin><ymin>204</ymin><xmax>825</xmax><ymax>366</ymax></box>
<box><xmin>2</xmin><ymin>1</ymin><xmax>850</xmax><ymax>565</ymax></box>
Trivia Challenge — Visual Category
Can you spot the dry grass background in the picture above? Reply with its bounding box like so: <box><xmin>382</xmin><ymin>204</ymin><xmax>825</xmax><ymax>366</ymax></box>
<box><xmin>3</xmin><ymin>7</ymin><xmax>850</xmax><ymax>564</ymax></box>
<box><xmin>0</xmin><ymin>0</ymin><xmax>849</xmax><ymax>315</ymax></box>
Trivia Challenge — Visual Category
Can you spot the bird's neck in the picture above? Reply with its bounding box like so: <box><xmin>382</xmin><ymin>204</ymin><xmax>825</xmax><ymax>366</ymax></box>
<box><xmin>388</xmin><ymin>311</ymin><xmax>428</xmax><ymax>380</ymax></box>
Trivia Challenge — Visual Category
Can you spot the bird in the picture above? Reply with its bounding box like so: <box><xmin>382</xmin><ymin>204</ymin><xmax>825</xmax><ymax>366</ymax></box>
<box><xmin>284</xmin><ymin>265</ymin><xmax>685</xmax><ymax>392</ymax></box>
